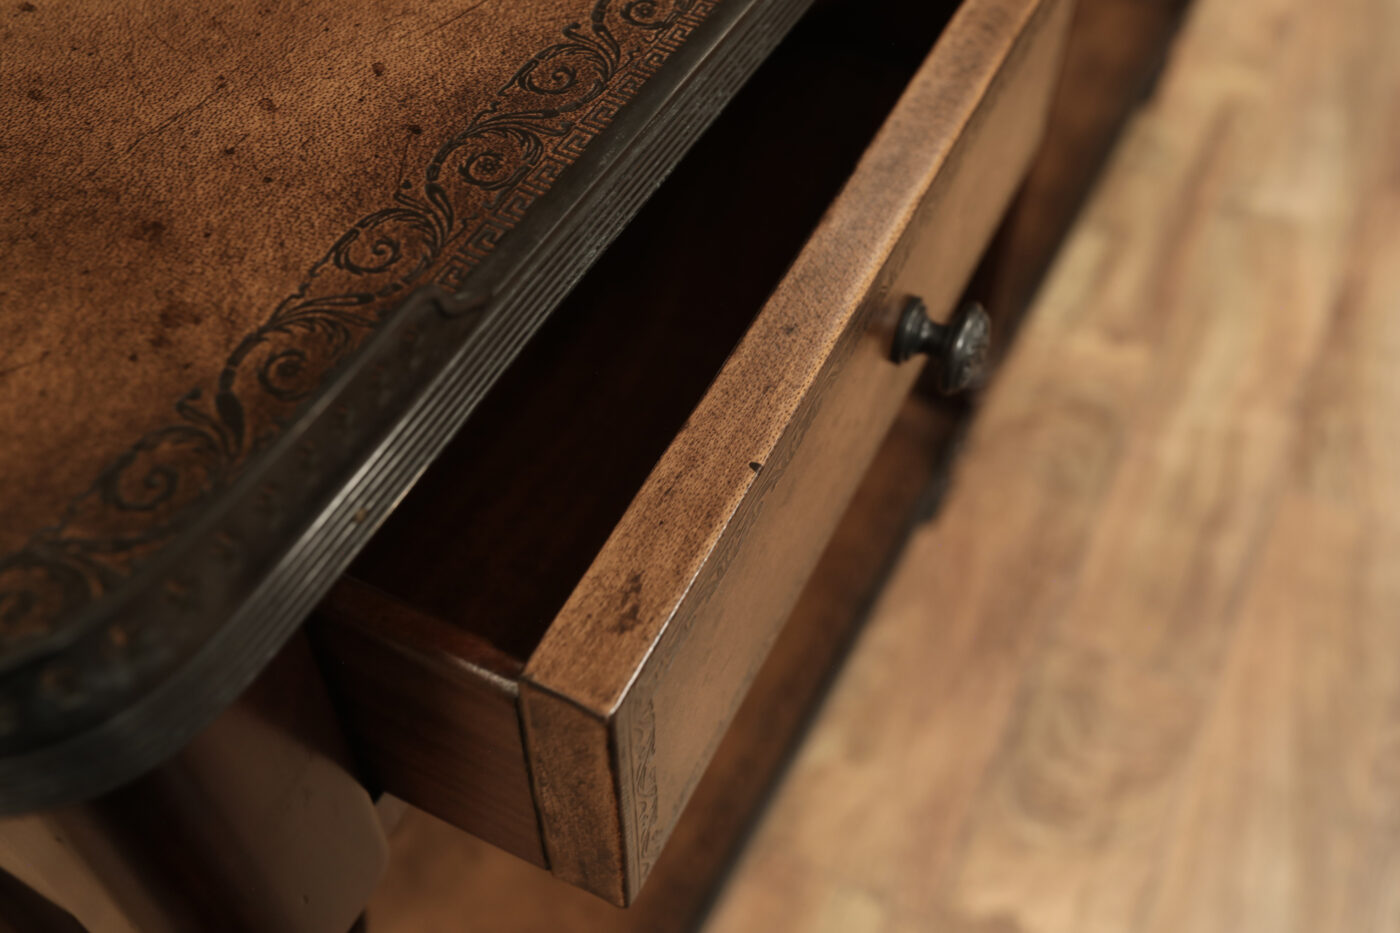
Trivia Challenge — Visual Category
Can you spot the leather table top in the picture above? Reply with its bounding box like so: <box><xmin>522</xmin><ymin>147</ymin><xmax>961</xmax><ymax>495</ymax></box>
<box><xmin>0</xmin><ymin>0</ymin><xmax>804</xmax><ymax>809</ymax></box>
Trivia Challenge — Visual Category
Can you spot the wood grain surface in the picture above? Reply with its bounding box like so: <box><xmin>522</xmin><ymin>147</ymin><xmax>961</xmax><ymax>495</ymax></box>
<box><xmin>368</xmin><ymin>398</ymin><xmax>958</xmax><ymax>932</ymax></box>
<box><xmin>312</xmin><ymin>580</ymin><xmax>546</xmax><ymax>868</ymax></box>
<box><xmin>969</xmin><ymin>0</ymin><xmax>1191</xmax><ymax>359</ymax></box>
<box><xmin>702</xmin><ymin>0</ymin><xmax>1400</xmax><ymax>927</ymax></box>
<box><xmin>339</xmin><ymin>0</ymin><xmax>952</xmax><ymax>662</ymax></box>
<box><xmin>521</xmin><ymin>0</ymin><xmax>1074</xmax><ymax>902</ymax></box>
<box><xmin>1</xmin><ymin>0</ymin><xmax>827</xmax><ymax>816</ymax></box>
<box><xmin>314</xmin><ymin>0</ymin><xmax>962</xmax><ymax>883</ymax></box>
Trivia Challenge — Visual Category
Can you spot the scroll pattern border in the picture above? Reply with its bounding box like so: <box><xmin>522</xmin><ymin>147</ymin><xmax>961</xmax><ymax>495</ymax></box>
<box><xmin>0</xmin><ymin>0</ymin><xmax>719</xmax><ymax>656</ymax></box>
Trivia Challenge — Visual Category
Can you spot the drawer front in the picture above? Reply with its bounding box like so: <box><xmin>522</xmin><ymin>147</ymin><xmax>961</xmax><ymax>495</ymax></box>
<box><xmin>520</xmin><ymin>0</ymin><xmax>1075</xmax><ymax>904</ymax></box>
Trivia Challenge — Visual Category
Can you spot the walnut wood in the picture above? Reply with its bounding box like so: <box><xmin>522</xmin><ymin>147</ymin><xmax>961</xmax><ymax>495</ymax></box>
<box><xmin>367</xmin><ymin>397</ymin><xmax>957</xmax><ymax>932</ymax></box>
<box><xmin>2</xmin><ymin>0</ymin><xmax>739</xmax><ymax>642</ymax></box>
<box><xmin>911</xmin><ymin>0</ymin><xmax>1191</xmax><ymax>406</ymax></box>
<box><xmin>363</xmin><ymin>0</ymin><xmax>1200</xmax><ymax>916</ymax></box>
<box><xmin>615</xmin><ymin>401</ymin><xmax>958</xmax><ymax>930</ymax></box>
<box><xmin>706</xmin><ymin>0</ymin><xmax>1398</xmax><ymax>922</ymax></box>
<box><xmin>312</xmin><ymin>580</ymin><xmax>545</xmax><ymax>868</ymax></box>
<box><xmin>316</xmin><ymin>0</ymin><xmax>1072</xmax><ymax>905</ymax></box>
<box><xmin>341</xmin><ymin>0</ymin><xmax>957</xmax><ymax>662</ymax></box>
<box><xmin>316</xmin><ymin>0</ymin><xmax>961</xmax><ymax>882</ymax></box>
<box><xmin>972</xmin><ymin>0</ymin><xmax>1192</xmax><ymax>350</ymax></box>
<box><xmin>0</xmin><ymin>0</ymin><xmax>824</xmax><ymax>812</ymax></box>
<box><xmin>521</xmin><ymin>0</ymin><xmax>1075</xmax><ymax>903</ymax></box>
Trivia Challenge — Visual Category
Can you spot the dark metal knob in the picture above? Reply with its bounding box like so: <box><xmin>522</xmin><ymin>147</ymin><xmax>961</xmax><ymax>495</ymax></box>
<box><xmin>891</xmin><ymin>298</ymin><xmax>991</xmax><ymax>395</ymax></box>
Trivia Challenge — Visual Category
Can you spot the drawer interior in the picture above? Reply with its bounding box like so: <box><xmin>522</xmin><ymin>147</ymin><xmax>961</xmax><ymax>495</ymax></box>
<box><xmin>342</xmin><ymin>0</ymin><xmax>962</xmax><ymax>669</ymax></box>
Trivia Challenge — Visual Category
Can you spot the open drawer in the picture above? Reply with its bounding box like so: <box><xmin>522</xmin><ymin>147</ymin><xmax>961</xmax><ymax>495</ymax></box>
<box><xmin>313</xmin><ymin>0</ymin><xmax>1073</xmax><ymax>905</ymax></box>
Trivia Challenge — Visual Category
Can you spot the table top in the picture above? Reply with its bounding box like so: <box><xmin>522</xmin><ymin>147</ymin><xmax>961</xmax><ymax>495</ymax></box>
<box><xmin>0</xmin><ymin>0</ymin><xmax>802</xmax><ymax>810</ymax></box>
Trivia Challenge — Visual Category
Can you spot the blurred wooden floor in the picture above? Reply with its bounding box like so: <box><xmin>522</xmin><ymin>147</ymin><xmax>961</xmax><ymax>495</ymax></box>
<box><xmin>704</xmin><ymin>0</ymin><xmax>1400</xmax><ymax>928</ymax></box>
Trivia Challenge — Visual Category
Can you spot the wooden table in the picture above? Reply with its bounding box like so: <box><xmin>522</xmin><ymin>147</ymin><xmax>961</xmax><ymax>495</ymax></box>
<box><xmin>0</xmin><ymin>0</ymin><xmax>1188</xmax><ymax>928</ymax></box>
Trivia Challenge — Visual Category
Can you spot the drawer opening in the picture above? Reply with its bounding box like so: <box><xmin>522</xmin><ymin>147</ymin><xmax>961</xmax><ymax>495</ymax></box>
<box><xmin>339</xmin><ymin>0</ymin><xmax>963</xmax><ymax>669</ymax></box>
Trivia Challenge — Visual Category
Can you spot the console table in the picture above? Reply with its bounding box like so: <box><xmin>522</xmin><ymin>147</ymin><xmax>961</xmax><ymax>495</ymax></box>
<box><xmin>0</xmin><ymin>0</ymin><xmax>1188</xmax><ymax>927</ymax></box>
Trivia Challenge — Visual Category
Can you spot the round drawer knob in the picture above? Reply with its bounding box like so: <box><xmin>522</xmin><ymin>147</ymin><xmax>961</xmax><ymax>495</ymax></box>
<box><xmin>890</xmin><ymin>298</ymin><xmax>991</xmax><ymax>395</ymax></box>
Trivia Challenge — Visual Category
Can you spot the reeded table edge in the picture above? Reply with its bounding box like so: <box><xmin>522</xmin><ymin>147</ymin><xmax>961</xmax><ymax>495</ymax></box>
<box><xmin>0</xmin><ymin>0</ymin><xmax>817</xmax><ymax>813</ymax></box>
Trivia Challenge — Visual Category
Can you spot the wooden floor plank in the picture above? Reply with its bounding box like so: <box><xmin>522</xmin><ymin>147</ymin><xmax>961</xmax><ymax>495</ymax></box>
<box><xmin>706</xmin><ymin>0</ymin><xmax>1400</xmax><ymax>929</ymax></box>
<box><xmin>1144</xmin><ymin>102</ymin><xmax>1400</xmax><ymax>933</ymax></box>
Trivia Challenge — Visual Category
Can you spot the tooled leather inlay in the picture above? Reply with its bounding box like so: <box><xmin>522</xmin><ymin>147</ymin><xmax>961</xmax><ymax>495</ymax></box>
<box><xmin>0</xmin><ymin>1</ymin><xmax>719</xmax><ymax>654</ymax></box>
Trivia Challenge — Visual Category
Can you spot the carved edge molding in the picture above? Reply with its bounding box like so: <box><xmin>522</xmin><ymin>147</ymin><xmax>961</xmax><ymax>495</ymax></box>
<box><xmin>0</xmin><ymin>0</ymin><xmax>714</xmax><ymax>659</ymax></box>
<box><xmin>0</xmin><ymin>0</ymin><xmax>721</xmax><ymax>764</ymax></box>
